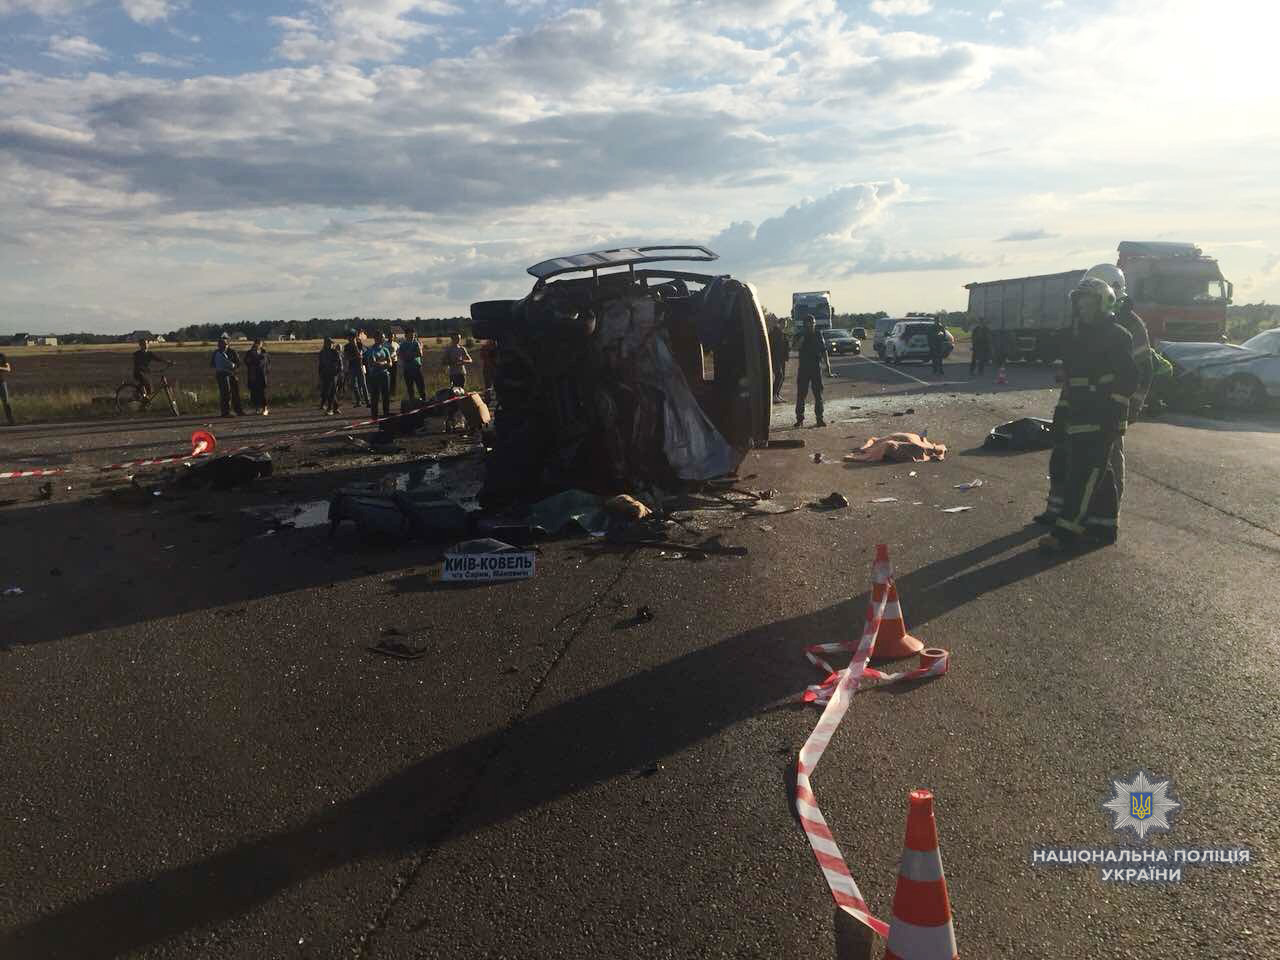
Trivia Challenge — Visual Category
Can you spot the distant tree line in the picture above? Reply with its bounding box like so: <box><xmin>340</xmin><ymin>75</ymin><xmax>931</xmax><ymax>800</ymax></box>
<box><xmin>166</xmin><ymin>316</ymin><xmax>472</xmax><ymax>342</ymax></box>
<box><xmin>1226</xmin><ymin>303</ymin><xmax>1280</xmax><ymax>342</ymax></box>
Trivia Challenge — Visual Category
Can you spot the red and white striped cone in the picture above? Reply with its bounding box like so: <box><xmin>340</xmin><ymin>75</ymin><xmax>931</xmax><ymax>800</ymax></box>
<box><xmin>885</xmin><ymin>790</ymin><xmax>958</xmax><ymax>960</ymax></box>
<box><xmin>869</xmin><ymin>545</ymin><xmax>924</xmax><ymax>661</ymax></box>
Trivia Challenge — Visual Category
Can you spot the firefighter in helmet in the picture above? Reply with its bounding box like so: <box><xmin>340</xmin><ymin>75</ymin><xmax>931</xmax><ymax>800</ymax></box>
<box><xmin>1039</xmin><ymin>277</ymin><xmax>1139</xmax><ymax>553</ymax></box>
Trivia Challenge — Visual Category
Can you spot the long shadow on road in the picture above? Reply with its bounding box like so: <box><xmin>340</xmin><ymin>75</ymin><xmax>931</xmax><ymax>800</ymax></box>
<box><xmin>0</xmin><ymin>528</ymin><xmax>1062</xmax><ymax>959</ymax></box>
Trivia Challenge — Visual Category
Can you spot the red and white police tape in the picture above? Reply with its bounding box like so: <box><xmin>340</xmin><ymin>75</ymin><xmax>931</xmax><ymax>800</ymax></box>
<box><xmin>0</xmin><ymin>396</ymin><xmax>466</xmax><ymax>482</ymax></box>
<box><xmin>795</xmin><ymin>545</ymin><xmax>949</xmax><ymax>939</ymax></box>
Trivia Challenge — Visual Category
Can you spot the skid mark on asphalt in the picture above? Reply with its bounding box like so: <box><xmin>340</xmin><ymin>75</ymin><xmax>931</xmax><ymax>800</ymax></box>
<box><xmin>1131</xmin><ymin>467</ymin><xmax>1280</xmax><ymax>541</ymax></box>
<box><xmin>354</xmin><ymin>549</ymin><xmax>639</xmax><ymax>958</ymax></box>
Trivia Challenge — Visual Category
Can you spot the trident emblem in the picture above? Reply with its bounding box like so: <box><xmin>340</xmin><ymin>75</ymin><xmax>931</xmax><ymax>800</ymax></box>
<box><xmin>1130</xmin><ymin>792</ymin><xmax>1153</xmax><ymax>820</ymax></box>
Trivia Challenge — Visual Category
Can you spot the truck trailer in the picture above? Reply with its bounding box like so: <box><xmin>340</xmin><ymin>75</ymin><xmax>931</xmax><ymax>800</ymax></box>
<box><xmin>964</xmin><ymin>241</ymin><xmax>1232</xmax><ymax>363</ymax></box>
<box><xmin>791</xmin><ymin>291</ymin><xmax>833</xmax><ymax>331</ymax></box>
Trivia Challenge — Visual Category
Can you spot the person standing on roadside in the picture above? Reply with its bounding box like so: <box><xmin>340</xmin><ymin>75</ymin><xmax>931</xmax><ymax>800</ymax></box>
<box><xmin>211</xmin><ymin>336</ymin><xmax>244</xmax><ymax>417</ymax></box>
<box><xmin>442</xmin><ymin>332</ymin><xmax>472</xmax><ymax>389</ymax></box>
<box><xmin>344</xmin><ymin>331</ymin><xmax>368</xmax><ymax>406</ymax></box>
<box><xmin>970</xmin><ymin>319</ymin><xmax>992</xmax><ymax>376</ymax></box>
<box><xmin>1084</xmin><ymin>262</ymin><xmax>1153</xmax><ymax>509</ymax></box>
<box><xmin>318</xmin><ymin>336</ymin><xmax>342</xmax><ymax>415</ymax></box>
<box><xmin>244</xmin><ymin>338</ymin><xmax>271</xmax><ymax>416</ymax></box>
<box><xmin>768</xmin><ymin>317</ymin><xmax>788</xmax><ymax>403</ymax></box>
<box><xmin>386</xmin><ymin>331</ymin><xmax>400</xmax><ymax>398</ymax></box>
<box><xmin>1037</xmin><ymin>278</ymin><xmax>1138</xmax><ymax>553</ymax></box>
<box><xmin>793</xmin><ymin>315</ymin><xmax>826</xmax><ymax>428</ymax></box>
<box><xmin>399</xmin><ymin>328</ymin><xmax>426</xmax><ymax>402</ymax></box>
<box><xmin>929</xmin><ymin>317</ymin><xmax>947</xmax><ymax>376</ymax></box>
<box><xmin>364</xmin><ymin>330</ymin><xmax>393</xmax><ymax>418</ymax></box>
<box><xmin>0</xmin><ymin>352</ymin><xmax>14</xmax><ymax>425</ymax></box>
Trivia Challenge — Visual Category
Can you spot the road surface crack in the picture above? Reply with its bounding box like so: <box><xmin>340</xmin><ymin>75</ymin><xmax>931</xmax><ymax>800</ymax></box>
<box><xmin>352</xmin><ymin>548</ymin><xmax>638</xmax><ymax>958</ymax></box>
<box><xmin>1132</xmin><ymin>467</ymin><xmax>1280</xmax><ymax>540</ymax></box>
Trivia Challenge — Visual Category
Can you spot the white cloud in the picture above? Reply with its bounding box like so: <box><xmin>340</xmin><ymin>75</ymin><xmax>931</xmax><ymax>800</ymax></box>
<box><xmin>870</xmin><ymin>0</ymin><xmax>933</xmax><ymax>16</ymax></box>
<box><xmin>273</xmin><ymin>0</ymin><xmax>461</xmax><ymax>63</ymax></box>
<box><xmin>121</xmin><ymin>0</ymin><xmax>175</xmax><ymax>24</ymax></box>
<box><xmin>135</xmin><ymin>51</ymin><xmax>195</xmax><ymax>68</ymax></box>
<box><xmin>710</xmin><ymin>181</ymin><xmax>907</xmax><ymax>270</ymax></box>
<box><xmin>987</xmin><ymin>9</ymin><xmax>1004</xmax><ymax>21</ymax></box>
<box><xmin>0</xmin><ymin>0</ymin><xmax>91</xmax><ymax>14</ymax></box>
<box><xmin>996</xmin><ymin>228</ymin><xmax>1058</xmax><ymax>242</ymax></box>
<box><xmin>45</xmin><ymin>34</ymin><xmax>108</xmax><ymax>61</ymax></box>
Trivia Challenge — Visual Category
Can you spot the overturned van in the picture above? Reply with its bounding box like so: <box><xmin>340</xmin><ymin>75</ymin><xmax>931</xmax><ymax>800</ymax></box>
<box><xmin>471</xmin><ymin>246</ymin><xmax>772</xmax><ymax>505</ymax></box>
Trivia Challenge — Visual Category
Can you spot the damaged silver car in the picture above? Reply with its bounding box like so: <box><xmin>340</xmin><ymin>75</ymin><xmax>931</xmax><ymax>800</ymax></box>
<box><xmin>470</xmin><ymin>246</ymin><xmax>772</xmax><ymax>504</ymax></box>
<box><xmin>1158</xmin><ymin>328</ymin><xmax>1280</xmax><ymax>411</ymax></box>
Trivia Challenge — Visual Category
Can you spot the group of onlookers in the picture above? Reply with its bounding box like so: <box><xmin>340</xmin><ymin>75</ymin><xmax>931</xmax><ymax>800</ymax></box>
<box><xmin>209</xmin><ymin>336</ymin><xmax>271</xmax><ymax>417</ymax></box>
<box><xmin>0</xmin><ymin>331</ymin><xmax>491</xmax><ymax>425</ymax></box>
<box><xmin>317</xmin><ymin>329</ymin><xmax>475</xmax><ymax>418</ymax></box>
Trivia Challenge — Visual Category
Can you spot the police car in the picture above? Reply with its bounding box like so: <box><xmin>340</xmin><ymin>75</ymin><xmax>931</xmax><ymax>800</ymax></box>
<box><xmin>884</xmin><ymin>320</ymin><xmax>955</xmax><ymax>365</ymax></box>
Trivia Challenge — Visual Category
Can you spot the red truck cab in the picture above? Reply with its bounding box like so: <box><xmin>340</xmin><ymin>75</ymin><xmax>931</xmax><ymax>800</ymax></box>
<box><xmin>1117</xmin><ymin>241</ymin><xmax>1232</xmax><ymax>342</ymax></box>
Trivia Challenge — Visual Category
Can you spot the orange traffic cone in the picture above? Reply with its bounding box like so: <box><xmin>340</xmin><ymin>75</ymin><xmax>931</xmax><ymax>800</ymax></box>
<box><xmin>885</xmin><ymin>790</ymin><xmax>958</xmax><ymax>960</ymax></box>
<box><xmin>995</xmin><ymin>366</ymin><xmax>1007</xmax><ymax>385</ymax></box>
<box><xmin>868</xmin><ymin>545</ymin><xmax>924</xmax><ymax>661</ymax></box>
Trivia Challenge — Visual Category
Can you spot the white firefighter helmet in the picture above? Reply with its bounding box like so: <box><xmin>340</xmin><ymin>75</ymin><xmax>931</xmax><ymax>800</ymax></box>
<box><xmin>1085</xmin><ymin>263</ymin><xmax>1126</xmax><ymax>299</ymax></box>
<box><xmin>1069</xmin><ymin>276</ymin><xmax>1117</xmax><ymax>318</ymax></box>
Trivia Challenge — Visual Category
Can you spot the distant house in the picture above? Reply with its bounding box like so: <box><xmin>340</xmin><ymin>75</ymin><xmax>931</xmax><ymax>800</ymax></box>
<box><xmin>123</xmin><ymin>330</ymin><xmax>157</xmax><ymax>343</ymax></box>
<box><xmin>25</xmin><ymin>336</ymin><xmax>57</xmax><ymax>346</ymax></box>
<box><xmin>267</xmin><ymin>324</ymin><xmax>297</xmax><ymax>341</ymax></box>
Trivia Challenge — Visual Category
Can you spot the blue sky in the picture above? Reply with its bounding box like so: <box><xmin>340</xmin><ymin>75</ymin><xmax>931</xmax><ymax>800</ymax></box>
<box><xmin>2</xmin><ymin>0</ymin><xmax>1278</xmax><ymax>332</ymax></box>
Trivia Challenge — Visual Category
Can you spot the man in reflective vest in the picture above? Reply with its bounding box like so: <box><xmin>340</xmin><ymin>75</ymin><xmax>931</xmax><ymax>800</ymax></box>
<box><xmin>1039</xmin><ymin>277</ymin><xmax>1139</xmax><ymax>553</ymax></box>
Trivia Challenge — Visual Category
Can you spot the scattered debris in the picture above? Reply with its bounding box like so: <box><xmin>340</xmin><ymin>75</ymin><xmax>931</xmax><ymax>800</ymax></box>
<box><xmin>905</xmin><ymin>408</ymin><xmax>916</xmax><ymax>415</ymax></box>
<box><xmin>3</xmin><ymin>586</ymin><xmax>23</xmax><ymax>597</ymax></box>
<box><xmin>658</xmin><ymin>550</ymin><xmax>686</xmax><ymax>560</ymax></box>
<box><xmin>845</xmin><ymin>433</ymin><xmax>948</xmax><ymax>463</ymax></box>
<box><xmin>243</xmin><ymin>501</ymin><xmax>331</xmax><ymax>531</ymax></box>
<box><xmin>37</xmin><ymin>482</ymin><xmax>53</xmax><ymax>501</ymax></box>
<box><xmin>818</xmin><ymin>492</ymin><xmax>850</xmax><ymax>509</ymax></box>
<box><xmin>758</xmin><ymin>523</ymin><xmax>774</xmax><ymax>531</ymax></box>
<box><xmin>634</xmin><ymin>605</ymin><xmax>654</xmax><ymax>623</ymax></box>
<box><xmin>941</xmin><ymin>506</ymin><xmax>973</xmax><ymax>513</ymax></box>
<box><xmin>908</xmin><ymin>471</ymin><xmax>918</xmax><ymax>477</ymax></box>
<box><xmin>176</xmin><ymin>452</ymin><xmax>274</xmax><ymax>490</ymax></box>
<box><xmin>767</xmin><ymin>438</ymin><xmax>806</xmax><ymax>449</ymax></box>
<box><xmin>953</xmin><ymin>479</ymin><xmax>985</xmax><ymax>491</ymax></box>
<box><xmin>813</xmin><ymin>452</ymin><xmax>826</xmax><ymax>464</ymax></box>
<box><xmin>530</xmin><ymin>489</ymin><xmax>610</xmax><ymax>537</ymax></box>
<box><xmin>871</xmin><ymin>497</ymin><xmax>899</xmax><ymax>503</ymax></box>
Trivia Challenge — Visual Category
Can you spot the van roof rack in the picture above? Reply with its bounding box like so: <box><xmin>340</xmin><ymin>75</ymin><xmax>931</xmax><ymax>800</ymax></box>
<box><xmin>528</xmin><ymin>245</ymin><xmax>718</xmax><ymax>280</ymax></box>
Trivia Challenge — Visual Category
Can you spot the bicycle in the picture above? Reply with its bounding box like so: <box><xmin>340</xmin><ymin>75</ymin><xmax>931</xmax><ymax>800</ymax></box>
<box><xmin>116</xmin><ymin>373</ymin><xmax>180</xmax><ymax>417</ymax></box>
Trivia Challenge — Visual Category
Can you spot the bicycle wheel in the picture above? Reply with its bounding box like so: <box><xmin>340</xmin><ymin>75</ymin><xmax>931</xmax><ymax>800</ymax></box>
<box><xmin>162</xmin><ymin>381</ymin><xmax>180</xmax><ymax>417</ymax></box>
<box><xmin>115</xmin><ymin>382</ymin><xmax>144</xmax><ymax>415</ymax></box>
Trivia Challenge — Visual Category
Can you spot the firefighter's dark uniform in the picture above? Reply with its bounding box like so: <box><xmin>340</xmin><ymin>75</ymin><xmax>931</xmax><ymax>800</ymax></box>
<box><xmin>1050</xmin><ymin>316</ymin><xmax>1139</xmax><ymax>544</ymax></box>
<box><xmin>769</xmin><ymin>322</ymin><xmax>788</xmax><ymax>401</ymax></box>
<box><xmin>794</xmin><ymin>329</ymin><xmax>825</xmax><ymax>426</ymax></box>
<box><xmin>1110</xmin><ymin>297</ymin><xmax>1153</xmax><ymax>504</ymax></box>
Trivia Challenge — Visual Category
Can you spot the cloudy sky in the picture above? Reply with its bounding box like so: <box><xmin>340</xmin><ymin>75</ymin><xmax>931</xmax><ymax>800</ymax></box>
<box><xmin>2</xmin><ymin>0</ymin><xmax>1278</xmax><ymax>333</ymax></box>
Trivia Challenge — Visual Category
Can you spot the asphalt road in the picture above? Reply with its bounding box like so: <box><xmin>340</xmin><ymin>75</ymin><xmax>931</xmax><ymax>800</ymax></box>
<box><xmin>2</xmin><ymin>348</ymin><xmax>1277</xmax><ymax>959</ymax></box>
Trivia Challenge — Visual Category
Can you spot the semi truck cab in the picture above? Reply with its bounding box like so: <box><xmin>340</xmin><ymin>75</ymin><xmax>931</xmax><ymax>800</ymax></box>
<box><xmin>1117</xmin><ymin>242</ymin><xmax>1232</xmax><ymax>342</ymax></box>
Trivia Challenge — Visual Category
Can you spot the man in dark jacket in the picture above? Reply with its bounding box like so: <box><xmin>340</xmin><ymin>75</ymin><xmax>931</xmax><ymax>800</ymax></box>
<box><xmin>793</xmin><ymin>315</ymin><xmax>826</xmax><ymax>428</ymax></box>
<box><xmin>768</xmin><ymin>318</ymin><xmax>788</xmax><ymax>403</ymax></box>
<box><xmin>318</xmin><ymin>337</ymin><xmax>342</xmax><ymax>415</ymax></box>
<box><xmin>244</xmin><ymin>339</ymin><xmax>270</xmax><ymax>416</ymax></box>
<box><xmin>1039</xmin><ymin>278</ymin><xmax>1139</xmax><ymax>553</ymax></box>
<box><xmin>344</xmin><ymin>332</ymin><xmax>368</xmax><ymax>405</ymax></box>
<box><xmin>970</xmin><ymin>319</ymin><xmax>992</xmax><ymax>376</ymax></box>
<box><xmin>928</xmin><ymin>317</ymin><xmax>947</xmax><ymax>376</ymax></box>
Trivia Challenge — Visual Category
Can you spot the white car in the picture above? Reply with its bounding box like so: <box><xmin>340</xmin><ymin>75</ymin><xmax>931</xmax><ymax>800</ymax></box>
<box><xmin>884</xmin><ymin>320</ymin><xmax>954</xmax><ymax>364</ymax></box>
<box><xmin>1158</xmin><ymin>328</ymin><xmax>1280</xmax><ymax>411</ymax></box>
